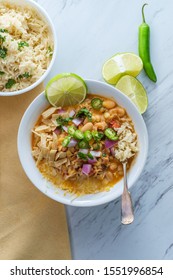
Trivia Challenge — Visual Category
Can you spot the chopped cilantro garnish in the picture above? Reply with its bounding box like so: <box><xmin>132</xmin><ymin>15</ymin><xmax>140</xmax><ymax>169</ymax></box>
<box><xmin>18</xmin><ymin>72</ymin><xmax>32</xmax><ymax>79</ymax></box>
<box><xmin>56</xmin><ymin>116</ymin><xmax>72</xmax><ymax>128</ymax></box>
<box><xmin>5</xmin><ymin>79</ymin><xmax>16</xmax><ymax>89</ymax></box>
<box><xmin>18</xmin><ymin>41</ymin><xmax>29</xmax><ymax>51</ymax></box>
<box><xmin>78</xmin><ymin>152</ymin><xmax>88</xmax><ymax>160</ymax></box>
<box><xmin>0</xmin><ymin>29</ymin><xmax>8</xmax><ymax>33</ymax></box>
<box><xmin>47</xmin><ymin>46</ymin><xmax>53</xmax><ymax>56</ymax></box>
<box><xmin>102</xmin><ymin>153</ymin><xmax>107</xmax><ymax>157</ymax></box>
<box><xmin>0</xmin><ymin>34</ymin><xmax>6</xmax><ymax>44</ymax></box>
<box><xmin>0</xmin><ymin>71</ymin><xmax>5</xmax><ymax>75</ymax></box>
<box><xmin>76</xmin><ymin>107</ymin><xmax>92</xmax><ymax>121</ymax></box>
<box><xmin>78</xmin><ymin>152</ymin><xmax>94</xmax><ymax>160</ymax></box>
<box><xmin>0</xmin><ymin>47</ymin><xmax>7</xmax><ymax>59</ymax></box>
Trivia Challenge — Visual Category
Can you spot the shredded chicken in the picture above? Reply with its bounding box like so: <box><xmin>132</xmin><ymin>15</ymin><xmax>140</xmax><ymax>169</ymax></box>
<box><xmin>42</xmin><ymin>107</ymin><xmax>58</xmax><ymax>119</ymax></box>
<box><xmin>35</xmin><ymin>125</ymin><xmax>50</xmax><ymax>132</ymax></box>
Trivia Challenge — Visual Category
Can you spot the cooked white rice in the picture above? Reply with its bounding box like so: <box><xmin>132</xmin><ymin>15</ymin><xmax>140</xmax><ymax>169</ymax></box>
<box><xmin>0</xmin><ymin>2</ymin><xmax>54</xmax><ymax>92</ymax></box>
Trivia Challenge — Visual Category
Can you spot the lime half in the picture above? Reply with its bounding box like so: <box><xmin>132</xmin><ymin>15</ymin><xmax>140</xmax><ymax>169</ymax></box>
<box><xmin>116</xmin><ymin>75</ymin><xmax>148</xmax><ymax>114</ymax></box>
<box><xmin>102</xmin><ymin>52</ymin><xmax>143</xmax><ymax>85</ymax></box>
<box><xmin>45</xmin><ymin>73</ymin><xmax>87</xmax><ymax>107</ymax></box>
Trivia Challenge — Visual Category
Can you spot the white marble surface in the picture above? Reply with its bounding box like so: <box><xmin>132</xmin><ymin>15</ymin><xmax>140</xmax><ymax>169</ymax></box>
<box><xmin>37</xmin><ymin>0</ymin><xmax>173</xmax><ymax>259</ymax></box>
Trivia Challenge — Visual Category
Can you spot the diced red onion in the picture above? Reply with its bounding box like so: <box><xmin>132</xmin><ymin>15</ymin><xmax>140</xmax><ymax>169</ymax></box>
<box><xmin>69</xmin><ymin>110</ymin><xmax>75</xmax><ymax>117</ymax></box>
<box><xmin>105</xmin><ymin>139</ymin><xmax>118</xmax><ymax>149</ymax></box>
<box><xmin>88</xmin><ymin>157</ymin><xmax>97</xmax><ymax>164</ymax></box>
<box><xmin>110</xmin><ymin>147</ymin><xmax>115</xmax><ymax>156</ymax></box>
<box><xmin>62</xmin><ymin>126</ymin><xmax>68</xmax><ymax>132</ymax></box>
<box><xmin>82</xmin><ymin>164</ymin><xmax>92</xmax><ymax>175</ymax></box>
<box><xmin>67</xmin><ymin>138</ymin><xmax>78</xmax><ymax>147</ymax></box>
<box><xmin>79</xmin><ymin>149</ymin><xmax>89</xmax><ymax>154</ymax></box>
<box><xmin>90</xmin><ymin>151</ymin><xmax>101</xmax><ymax>157</ymax></box>
<box><xmin>54</xmin><ymin>128</ymin><xmax>61</xmax><ymax>135</ymax></box>
<box><xmin>58</xmin><ymin>108</ymin><xmax>65</xmax><ymax>114</ymax></box>
<box><xmin>72</xmin><ymin>118</ymin><xmax>83</xmax><ymax>126</ymax></box>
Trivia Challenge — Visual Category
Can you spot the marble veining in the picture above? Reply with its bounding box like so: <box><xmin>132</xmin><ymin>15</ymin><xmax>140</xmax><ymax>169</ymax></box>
<box><xmin>37</xmin><ymin>0</ymin><xmax>173</xmax><ymax>259</ymax></box>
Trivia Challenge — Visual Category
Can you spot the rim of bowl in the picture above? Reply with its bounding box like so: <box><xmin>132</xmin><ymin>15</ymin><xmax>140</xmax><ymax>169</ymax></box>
<box><xmin>17</xmin><ymin>79</ymin><xmax>149</xmax><ymax>207</ymax></box>
<box><xmin>0</xmin><ymin>0</ymin><xmax>57</xmax><ymax>96</ymax></box>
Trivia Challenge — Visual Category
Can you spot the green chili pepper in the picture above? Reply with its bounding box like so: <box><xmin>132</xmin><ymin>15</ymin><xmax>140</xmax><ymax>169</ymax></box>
<box><xmin>68</xmin><ymin>126</ymin><xmax>76</xmax><ymax>136</ymax></box>
<box><xmin>138</xmin><ymin>3</ymin><xmax>157</xmax><ymax>82</ymax></box>
<box><xmin>87</xmin><ymin>153</ymin><xmax>94</xmax><ymax>159</ymax></box>
<box><xmin>91</xmin><ymin>98</ymin><xmax>103</xmax><ymax>110</ymax></box>
<box><xmin>83</xmin><ymin>130</ymin><xmax>92</xmax><ymax>142</ymax></box>
<box><xmin>104</xmin><ymin>128</ymin><xmax>118</xmax><ymax>140</ymax></box>
<box><xmin>62</xmin><ymin>136</ymin><xmax>71</xmax><ymax>147</ymax></box>
<box><xmin>92</xmin><ymin>131</ymin><xmax>104</xmax><ymax>141</ymax></box>
<box><xmin>74</xmin><ymin>130</ymin><xmax>84</xmax><ymax>140</ymax></box>
<box><xmin>78</xmin><ymin>140</ymin><xmax>89</xmax><ymax>149</ymax></box>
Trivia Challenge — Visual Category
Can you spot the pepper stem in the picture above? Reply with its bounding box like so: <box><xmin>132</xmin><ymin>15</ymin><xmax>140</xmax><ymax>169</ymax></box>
<box><xmin>142</xmin><ymin>3</ymin><xmax>148</xmax><ymax>23</ymax></box>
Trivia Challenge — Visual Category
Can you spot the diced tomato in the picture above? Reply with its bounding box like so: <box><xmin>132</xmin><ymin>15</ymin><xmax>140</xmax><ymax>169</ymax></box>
<box><xmin>109</xmin><ymin>120</ymin><xmax>120</xmax><ymax>128</ymax></box>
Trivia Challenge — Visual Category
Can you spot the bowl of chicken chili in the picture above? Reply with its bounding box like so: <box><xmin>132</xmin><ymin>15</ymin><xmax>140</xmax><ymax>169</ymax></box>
<box><xmin>18</xmin><ymin>79</ymin><xmax>148</xmax><ymax>206</ymax></box>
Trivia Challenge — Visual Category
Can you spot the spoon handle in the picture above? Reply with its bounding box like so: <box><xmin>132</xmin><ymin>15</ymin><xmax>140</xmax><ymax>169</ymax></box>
<box><xmin>121</xmin><ymin>162</ymin><xmax>134</xmax><ymax>225</ymax></box>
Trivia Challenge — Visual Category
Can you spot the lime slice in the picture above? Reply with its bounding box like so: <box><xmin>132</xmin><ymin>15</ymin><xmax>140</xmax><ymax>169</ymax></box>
<box><xmin>102</xmin><ymin>53</ymin><xmax>143</xmax><ymax>84</ymax></box>
<box><xmin>45</xmin><ymin>73</ymin><xmax>87</xmax><ymax>107</ymax></box>
<box><xmin>116</xmin><ymin>75</ymin><xmax>148</xmax><ymax>114</ymax></box>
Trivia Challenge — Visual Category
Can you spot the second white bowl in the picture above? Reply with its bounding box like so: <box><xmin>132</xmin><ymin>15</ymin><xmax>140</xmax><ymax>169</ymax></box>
<box><xmin>0</xmin><ymin>0</ymin><xmax>57</xmax><ymax>96</ymax></box>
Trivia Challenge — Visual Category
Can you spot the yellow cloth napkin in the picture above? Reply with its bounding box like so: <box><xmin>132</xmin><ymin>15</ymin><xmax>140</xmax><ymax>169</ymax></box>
<box><xmin>0</xmin><ymin>84</ymin><xmax>71</xmax><ymax>260</ymax></box>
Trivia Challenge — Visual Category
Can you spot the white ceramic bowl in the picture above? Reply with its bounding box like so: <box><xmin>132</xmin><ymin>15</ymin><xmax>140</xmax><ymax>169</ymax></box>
<box><xmin>18</xmin><ymin>80</ymin><xmax>148</xmax><ymax>207</ymax></box>
<box><xmin>0</xmin><ymin>0</ymin><xmax>57</xmax><ymax>96</ymax></box>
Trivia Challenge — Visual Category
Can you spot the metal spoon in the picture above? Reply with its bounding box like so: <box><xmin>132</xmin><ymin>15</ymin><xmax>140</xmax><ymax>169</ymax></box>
<box><xmin>121</xmin><ymin>161</ymin><xmax>134</xmax><ymax>225</ymax></box>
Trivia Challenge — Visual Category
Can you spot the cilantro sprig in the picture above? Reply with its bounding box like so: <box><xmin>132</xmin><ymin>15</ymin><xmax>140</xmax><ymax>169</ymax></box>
<box><xmin>47</xmin><ymin>46</ymin><xmax>53</xmax><ymax>57</ymax></box>
<box><xmin>0</xmin><ymin>29</ymin><xmax>8</xmax><ymax>33</ymax></box>
<box><xmin>5</xmin><ymin>79</ymin><xmax>16</xmax><ymax>89</ymax></box>
<box><xmin>76</xmin><ymin>107</ymin><xmax>92</xmax><ymax>121</ymax></box>
<box><xmin>0</xmin><ymin>47</ymin><xmax>7</xmax><ymax>59</ymax></box>
<box><xmin>18</xmin><ymin>72</ymin><xmax>32</xmax><ymax>79</ymax></box>
<box><xmin>18</xmin><ymin>41</ymin><xmax>29</xmax><ymax>51</ymax></box>
<box><xmin>78</xmin><ymin>152</ymin><xmax>94</xmax><ymax>161</ymax></box>
<box><xmin>56</xmin><ymin>116</ymin><xmax>72</xmax><ymax>128</ymax></box>
<box><xmin>0</xmin><ymin>34</ymin><xmax>6</xmax><ymax>44</ymax></box>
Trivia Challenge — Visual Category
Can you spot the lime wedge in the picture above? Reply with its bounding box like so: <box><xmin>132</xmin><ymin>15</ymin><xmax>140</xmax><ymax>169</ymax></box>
<box><xmin>45</xmin><ymin>73</ymin><xmax>87</xmax><ymax>107</ymax></box>
<box><xmin>102</xmin><ymin>53</ymin><xmax>143</xmax><ymax>84</ymax></box>
<box><xmin>116</xmin><ymin>75</ymin><xmax>148</xmax><ymax>114</ymax></box>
